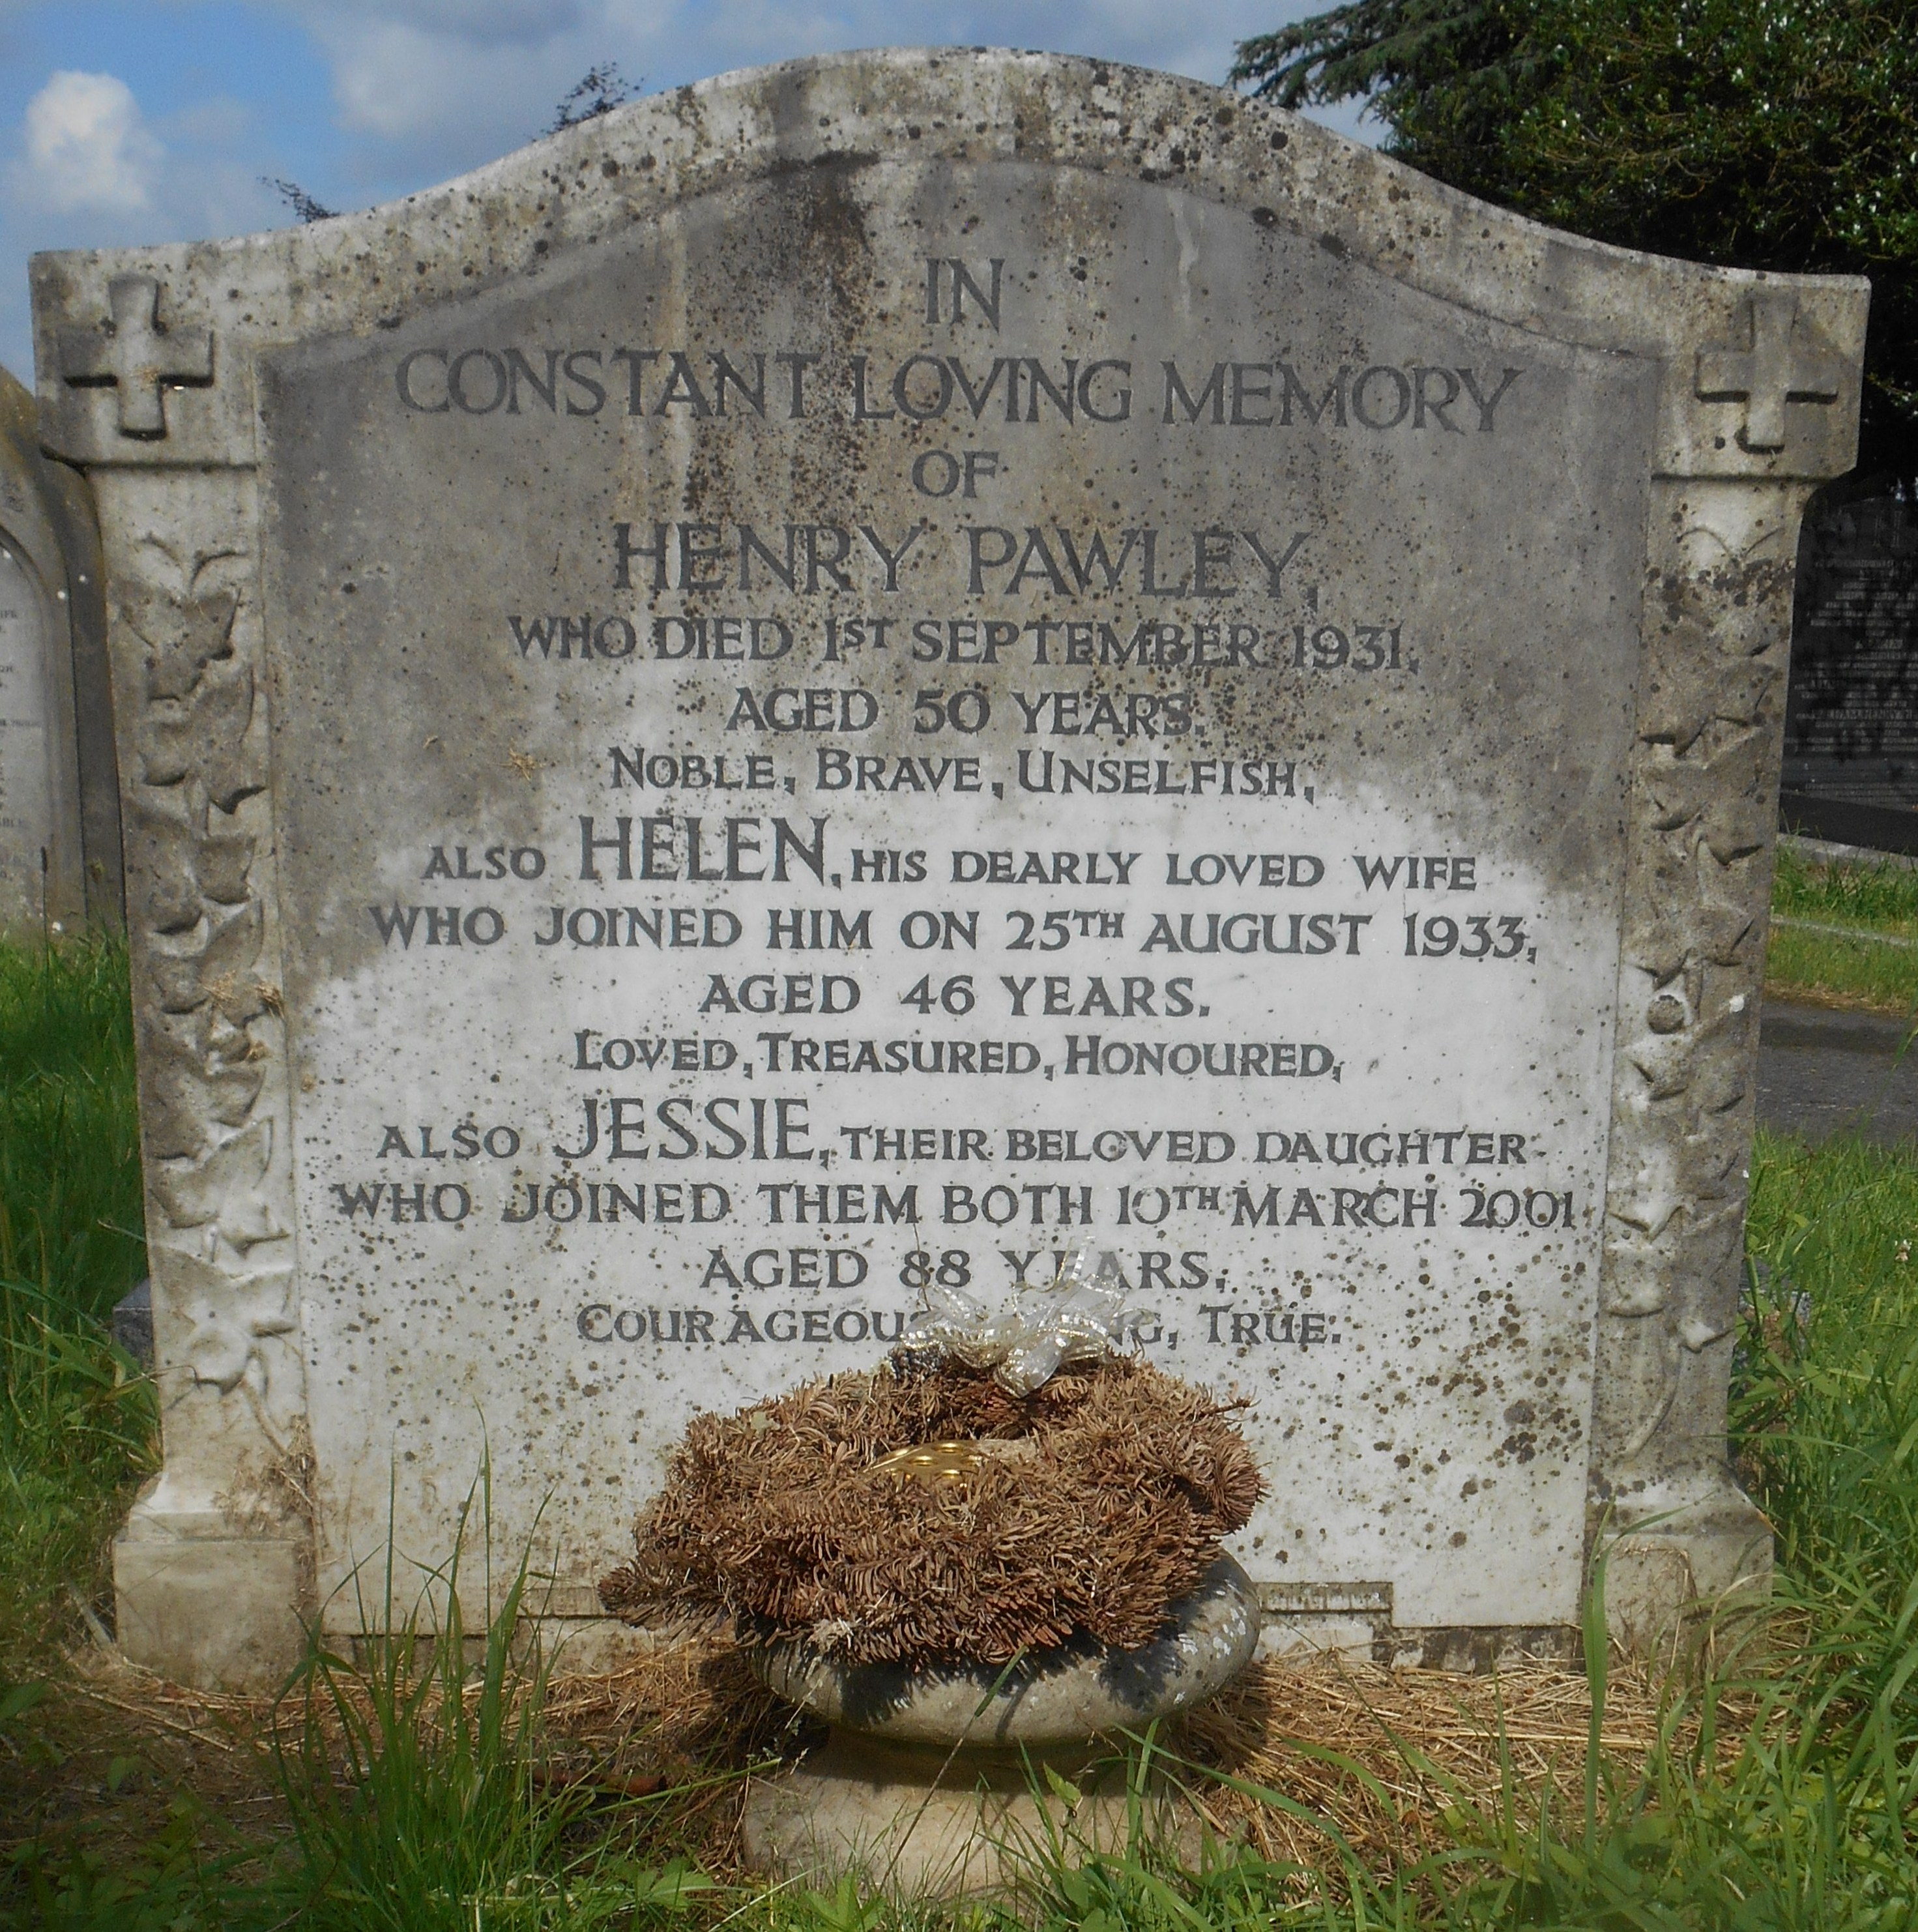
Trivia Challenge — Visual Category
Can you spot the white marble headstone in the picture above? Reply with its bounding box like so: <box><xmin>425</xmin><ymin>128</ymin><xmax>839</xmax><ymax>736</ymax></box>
<box><xmin>31</xmin><ymin>51</ymin><xmax>1867</xmax><ymax>1688</ymax></box>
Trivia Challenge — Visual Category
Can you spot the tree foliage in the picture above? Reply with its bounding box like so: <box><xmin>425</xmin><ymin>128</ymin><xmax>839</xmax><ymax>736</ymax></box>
<box><xmin>1232</xmin><ymin>0</ymin><xmax>1918</xmax><ymax>473</ymax></box>
<box><xmin>263</xmin><ymin>178</ymin><xmax>336</xmax><ymax>224</ymax></box>
<box><xmin>546</xmin><ymin>63</ymin><xmax>639</xmax><ymax>136</ymax></box>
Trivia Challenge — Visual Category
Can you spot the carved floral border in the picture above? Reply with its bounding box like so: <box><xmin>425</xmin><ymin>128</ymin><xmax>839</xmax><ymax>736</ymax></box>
<box><xmin>108</xmin><ymin>484</ymin><xmax>308</xmax><ymax>1496</ymax></box>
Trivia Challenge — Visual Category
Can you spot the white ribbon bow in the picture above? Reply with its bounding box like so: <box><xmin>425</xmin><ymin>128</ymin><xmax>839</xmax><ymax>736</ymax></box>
<box><xmin>901</xmin><ymin>1248</ymin><xmax>1148</xmax><ymax>1395</ymax></box>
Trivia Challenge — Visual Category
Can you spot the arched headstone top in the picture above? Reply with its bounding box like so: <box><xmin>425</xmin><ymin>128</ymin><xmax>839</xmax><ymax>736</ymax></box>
<box><xmin>33</xmin><ymin>49</ymin><xmax>1865</xmax><ymax>480</ymax></box>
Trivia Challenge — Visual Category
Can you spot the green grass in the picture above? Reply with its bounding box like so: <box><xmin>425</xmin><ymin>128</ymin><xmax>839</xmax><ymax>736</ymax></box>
<box><xmin>7</xmin><ymin>935</ymin><xmax>1918</xmax><ymax>1925</ymax></box>
<box><xmin>1767</xmin><ymin>840</ymin><xmax>1918</xmax><ymax>1011</ymax></box>
<box><xmin>0</xmin><ymin>936</ymin><xmax>151</xmax><ymax>1676</ymax></box>
<box><xmin>250</xmin><ymin>1464</ymin><xmax>719</xmax><ymax>1932</ymax></box>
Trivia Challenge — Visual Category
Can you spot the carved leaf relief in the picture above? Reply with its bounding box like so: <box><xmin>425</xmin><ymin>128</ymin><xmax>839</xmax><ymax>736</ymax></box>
<box><xmin>139</xmin><ymin>666</ymin><xmax>263</xmax><ymax>815</ymax></box>
<box><xmin>1638</xmin><ymin>656</ymin><xmax>1780</xmax><ymax>753</ymax></box>
<box><xmin>139</xmin><ymin>984</ymin><xmax>267</xmax><ymax>1147</ymax></box>
<box><xmin>130</xmin><ymin>793</ymin><xmax>207</xmax><ymax>933</ymax></box>
<box><xmin>125</xmin><ymin>581</ymin><xmax>239</xmax><ymax>701</ymax></box>
<box><xmin>131</xmin><ymin>789</ymin><xmax>257</xmax><ymax>926</ymax></box>
<box><xmin>145</xmin><ymin>900</ymin><xmax>263</xmax><ymax>1016</ymax></box>
<box><xmin>150</xmin><ymin>1117</ymin><xmax>282</xmax><ymax>1250</ymax></box>
<box><xmin>122</xmin><ymin>544</ymin><xmax>293</xmax><ymax>1416</ymax></box>
<box><xmin>196</xmin><ymin>827</ymin><xmax>256</xmax><ymax>903</ymax></box>
<box><xmin>165</xmin><ymin>1250</ymin><xmax>296</xmax><ymax>1395</ymax></box>
<box><xmin>139</xmin><ymin>1012</ymin><xmax>230</xmax><ymax>1160</ymax></box>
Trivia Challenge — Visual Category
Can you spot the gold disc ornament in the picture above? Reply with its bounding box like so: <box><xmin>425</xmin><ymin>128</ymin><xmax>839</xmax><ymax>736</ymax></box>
<box><xmin>864</xmin><ymin>1440</ymin><xmax>988</xmax><ymax>1488</ymax></box>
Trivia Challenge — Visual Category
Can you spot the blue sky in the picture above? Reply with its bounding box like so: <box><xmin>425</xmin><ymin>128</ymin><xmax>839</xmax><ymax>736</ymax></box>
<box><xmin>0</xmin><ymin>0</ymin><xmax>1363</xmax><ymax>385</ymax></box>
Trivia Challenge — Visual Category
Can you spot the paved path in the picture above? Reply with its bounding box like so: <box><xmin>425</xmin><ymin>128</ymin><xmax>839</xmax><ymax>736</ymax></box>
<box><xmin>1758</xmin><ymin>999</ymin><xmax>1918</xmax><ymax>1144</ymax></box>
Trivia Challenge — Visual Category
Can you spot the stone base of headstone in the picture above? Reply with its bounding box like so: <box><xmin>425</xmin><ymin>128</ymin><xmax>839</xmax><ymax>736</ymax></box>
<box><xmin>742</xmin><ymin>1733</ymin><xmax>1206</xmax><ymax>1895</ymax></box>
<box><xmin>113</xmin><ymin>1493</ymin><xmax>306</xmax><ymax>1691</ymax></box>
<box><xmin>1601</xmin><ymin>1488</ymin><xmax>1774</xmax><ymax>1655</ymax></box>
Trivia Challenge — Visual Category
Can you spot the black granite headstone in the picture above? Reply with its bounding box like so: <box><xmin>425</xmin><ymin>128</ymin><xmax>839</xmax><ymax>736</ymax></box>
<box><xmin>1783</xmin><ymin>486</ymin><xmax>1918</xmax><ymax>843</ymax></box>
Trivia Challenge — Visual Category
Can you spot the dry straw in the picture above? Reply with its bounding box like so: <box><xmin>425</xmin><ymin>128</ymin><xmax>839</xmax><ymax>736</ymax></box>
<box><xmin>539</xmin><ymin>1638</ymin><xmax>1742</xmax><ymax>1882</ymax></box>
<box><xmin>32</xmin><ymin>1622</ymin><xmax>1745</xmax><ymax>1888</ymax></box>
<box><xmin>598</xmin><ymin>1356</ymin><xmax>1262</xmax><ymax>1665</ymax></box>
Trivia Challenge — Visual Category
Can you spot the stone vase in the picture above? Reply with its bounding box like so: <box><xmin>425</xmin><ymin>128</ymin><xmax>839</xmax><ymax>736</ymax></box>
<box><xmin>740</xmin><ymin>1555</ymin><xmax>1260</xmax><ymax>1894</ymax></box>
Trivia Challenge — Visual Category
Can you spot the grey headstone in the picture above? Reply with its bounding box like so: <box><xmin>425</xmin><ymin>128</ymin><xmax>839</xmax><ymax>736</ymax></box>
<box><xmin>0</xmin><ymin>366</ymin><xmax>120</xmax><ymax>933</ymax></box>
<box><xmin>31</xmin><ymin>50</ymin><xmax>1865</xmax><ymax>1689</ymax></box>
<box><xmin>111</xmin><ymin>1277</ymin><xmax>153</xmax><ymax>1370</ymax></box>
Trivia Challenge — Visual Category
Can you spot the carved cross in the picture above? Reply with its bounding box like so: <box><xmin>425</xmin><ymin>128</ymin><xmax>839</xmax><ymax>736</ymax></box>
<box><xmin>57</xmin><ymin>274</ymin><xmax>214</xmax><ymax>439</ymax></box>
<box><xmin>1694</xmin><ymin>292</ymin><xmax>1846</xmax><ymax>454</ymax></box>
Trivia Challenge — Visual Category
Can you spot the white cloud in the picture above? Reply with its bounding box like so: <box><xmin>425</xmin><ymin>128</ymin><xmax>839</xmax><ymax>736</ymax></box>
<box><xmin>279</xmin><ymin>0</ymin><xmax>1331</xmax><ymax>190</ymax></box>
<box><xmin>17</xmin><ymin>70</ymin><xmax>162</xmax><ymax>213</ymax></box>
<box><xmin>298</xmin><ymin>0</ymin><xmax>588</xmax><ymax>47</ymax></box>
<box><xmin>317</xmin><ymin>18</ymin><xmax>573</xmax><ymax>141</ymax></box>
<box><xmin>284</xmin><ymin>0</ymin><xmax>626</xmax><ymax>153</ymax></box>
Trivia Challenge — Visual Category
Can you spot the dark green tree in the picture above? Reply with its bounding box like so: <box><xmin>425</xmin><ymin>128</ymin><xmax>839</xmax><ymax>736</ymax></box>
<box><xmin>1232</xmin><ymin>0</ymin><xmax>1918</xmax><ymax>475</ymax></box>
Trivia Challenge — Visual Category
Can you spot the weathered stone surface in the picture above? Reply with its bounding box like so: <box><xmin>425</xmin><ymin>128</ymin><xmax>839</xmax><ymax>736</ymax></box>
<box><xmin>740</xmin><ymin>1729</ymin><xmax>1213</xmax><ymax>1895</ymax></box>
<box><xmin>29</xmin><ymin>50</ymin><xmax>1867</xmax><ymax>1684</ymax></box>
<box><xmin>742</xmin><ymin>1553</ymin><xmax>1251</xmax><ymax>1885</ymax></box>
<box><xmin>112</xmin><ymin>1517</ymin><xmax>305</xmax><ymax>1692</ymax></box>
<box><xmin>744</xmin><ymin>1557</ymin><xmax>1257</xmax><ymax>1894</ymax></box>
<box><xmin>757</xmin><ymin>1555</ymin><xmax>1260</xmax><ymax>1745</ymax></box>
<box><xmin>0</xmin><ymin>366</ymin><xmax>119</xmax><ymax>933</ymax></box>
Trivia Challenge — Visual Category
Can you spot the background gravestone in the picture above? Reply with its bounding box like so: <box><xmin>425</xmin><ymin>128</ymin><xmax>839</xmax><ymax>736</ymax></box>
<box><xmin>0</xmin><ymin>365</ymin><xmax>119</xmax><ymax>934</ymax></box>
<box><xmin>1781</xmin><ymin>482</ymin><xmax>1918</xmax><ymax>841</ymax></box>
<box><xmin>31</xmin><ymin>50</ymin><xmax>1865</xmax><ymax>1691</ymax></box>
